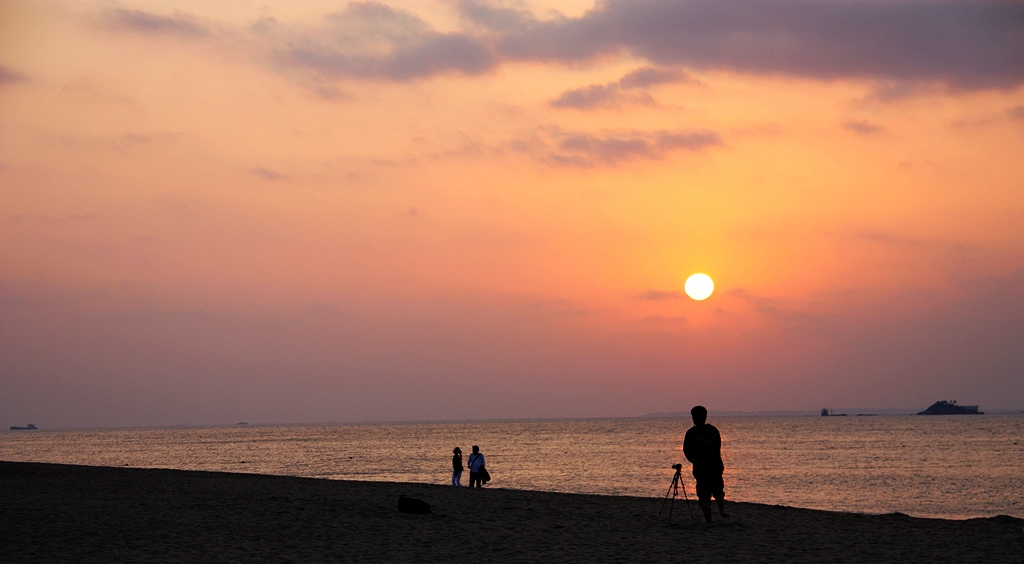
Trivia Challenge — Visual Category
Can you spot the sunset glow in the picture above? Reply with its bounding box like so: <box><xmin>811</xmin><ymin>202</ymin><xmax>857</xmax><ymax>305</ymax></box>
<box><xmin>1</xmin><ymin>0</ymin><xmax>1022</xmax><ymax>427</ymax></box>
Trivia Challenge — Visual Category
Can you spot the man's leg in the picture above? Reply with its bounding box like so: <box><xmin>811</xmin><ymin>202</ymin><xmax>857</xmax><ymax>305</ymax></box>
<box><xmin>695</xmin><ymin>477</ymin><xmax>713</xmax><ymax>522</ymax></box>
<box><xmin>714</xmin><ymin>475</ymin><xmax>729</xmax><ymax>517</ymax></box>
<box><xmin>698</xmin><ymin>500</ymin><xmax>712</xmax><ymax>522</ymax></box>
<box><xmin>715</xmin><ymin>496</ymin><xmax>729</xmax><ymax>518</ymax></box>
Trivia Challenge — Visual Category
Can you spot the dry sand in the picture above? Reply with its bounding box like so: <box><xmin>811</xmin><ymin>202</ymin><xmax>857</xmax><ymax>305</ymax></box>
<box><xmin>2</xmin><ymin>461</ymin><xmax>1021</xmax><ymax>563</ymax></box>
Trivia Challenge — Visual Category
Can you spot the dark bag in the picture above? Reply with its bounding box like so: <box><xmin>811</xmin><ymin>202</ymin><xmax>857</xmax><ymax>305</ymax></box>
<box><xmin>479</xmin><ymin>466</ymin><xmax>490</xmax><ymax>484</ymax></box>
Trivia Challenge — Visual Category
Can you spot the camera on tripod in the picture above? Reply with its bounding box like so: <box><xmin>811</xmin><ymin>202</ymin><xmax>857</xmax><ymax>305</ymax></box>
<box><xmin>660</xmin><ymin>463</ymin><xmax>694</xmax><ymax>523</ymax></box>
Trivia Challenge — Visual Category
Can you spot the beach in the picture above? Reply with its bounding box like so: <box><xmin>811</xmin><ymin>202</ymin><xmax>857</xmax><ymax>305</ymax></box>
<box><xmin>2</xmin><ymin>461</ymin><xmax>1021</xmax><ymax>562</ymax></box>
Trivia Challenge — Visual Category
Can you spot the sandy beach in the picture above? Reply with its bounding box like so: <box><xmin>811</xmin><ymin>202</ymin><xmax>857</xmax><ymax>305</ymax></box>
<box><xmin>2</xmin><ymin>461</ymin><xmax>1021</xmax><ymax>563</ymax></box>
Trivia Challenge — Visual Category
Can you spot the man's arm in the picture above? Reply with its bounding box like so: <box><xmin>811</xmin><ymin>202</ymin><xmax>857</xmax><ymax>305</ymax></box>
<box><xmin>683</xmin><ymin>429</ymin><xmax>695</xmax><ymax>463</ymax></box>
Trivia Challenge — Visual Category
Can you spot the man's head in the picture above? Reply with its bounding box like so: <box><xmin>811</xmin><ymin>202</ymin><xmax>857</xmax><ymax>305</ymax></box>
<box><xmin>472</xmin><ymin>445</ymin><xmax>479</xmax><ymax>453</ymax></box>
<box><xmin>691</xmin><ymin>405</ymin><xmax>708</xmax><ymax>425</ymax></box>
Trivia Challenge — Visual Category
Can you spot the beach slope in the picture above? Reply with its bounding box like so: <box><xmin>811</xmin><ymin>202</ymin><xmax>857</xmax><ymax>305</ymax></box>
<box><xmin>2</xmin><ymin>461</ymin><xmax>1021</xmax><ymax>562</ymax></box>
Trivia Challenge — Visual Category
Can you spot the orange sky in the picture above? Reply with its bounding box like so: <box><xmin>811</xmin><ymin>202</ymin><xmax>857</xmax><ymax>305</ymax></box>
<box><xmin>2</xmin><ymin>0</ymin><xmax>1023</xmax><ymax>427</ymax></box>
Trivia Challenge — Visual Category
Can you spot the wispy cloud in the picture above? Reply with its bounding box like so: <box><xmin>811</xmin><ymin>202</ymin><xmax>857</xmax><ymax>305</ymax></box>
<box><xmin>39</xmin><ymin>213</ymin><xmax>98</xmax><ymax>224</ymax></box>
<box><xmin>618</xmin><ymin>67</ymin><xmax>697</xmax><ymax>89</ymax></box>
<box><xmin>250</xmin><ymin>167</ymin><xmax>285</xmax><ymax>180</ymax></box>
<box><xmin>638</xmin><ymin>290</ymin><xmax>684</xmax><ymax>301</ymax></box>
<box><xmin>266</xmin><ymin>2</ymin><xmax>496</xmax><ymax>81</ymax></box>
<box><xmin>728</xmin><ymin>288</ymin><xmax>820</xmax><ymax>322</ymax></box>
<box><xmin>864</xmin><ymin>81</ymin><xmax>935</xmax><ymax>102</ymax></box>
<box><xmin>0</xmin><ymin>65</ymin><xmax>30</xmax><ymax>85</ymax></box>
<box><xmin>512</xmin><ymin>128</ymin><xmax>721</xmax><ymax>166</ymax></box>
<box><xmin>58</xmin><ymin>131</ymin><xmax>172</xmax><ymax>153</ymax></box>
<box><xmin>850</xmin><ymin>230</ymin><xmax>924</xmax><ymax>249</ymax></box>
<box><xmin>551</xmin><ymin>66</ymin><xmax>697</xmax><ymax>109</ymax></box>
<box><xmin>842</xmin><ymin>119</ymin><xmax>884</xmax><ymax>135</ymax></box>
<box><xmin>550</xmin><ymin>83</ymin><xmax>654</xmax><ymax>109</ymax></box>
<box><xmin>101</xmin><ymin>9</ymin><xmax>210</xmax><ymax>37</ymax></box>
<box><xmin>455</xmin><ymin>0</ymin><xmax>535</xmax><ymax>32</ymax></box>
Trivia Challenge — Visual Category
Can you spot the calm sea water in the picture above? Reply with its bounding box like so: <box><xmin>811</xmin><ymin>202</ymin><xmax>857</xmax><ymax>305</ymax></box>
<box><xmin>2</xmin><ymin>414</ymin><xmax>1021</xmax><ymax>520</ymax></box>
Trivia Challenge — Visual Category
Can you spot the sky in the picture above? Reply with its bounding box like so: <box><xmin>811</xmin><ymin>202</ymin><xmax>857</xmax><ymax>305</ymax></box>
<box><xmin>1</xmin><ymin>0</ymin><xmax>1022</xmax><ymax>428</ymax></box>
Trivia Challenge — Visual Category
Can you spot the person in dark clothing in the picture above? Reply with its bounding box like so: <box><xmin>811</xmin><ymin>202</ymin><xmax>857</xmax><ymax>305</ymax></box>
<box><xmin>467</xmin><ymin>445</ymin><xmax>485</xmax><ymax>488</ymax></box>
<box><xmin>451</xmin><ymin>447</ymin><xmax>463</xmax><ymax>487</ymax></box>
<box><xmin>683</xmin><ymin>405</ymin><xmax>729</xmax><ymax>522</ymax></box>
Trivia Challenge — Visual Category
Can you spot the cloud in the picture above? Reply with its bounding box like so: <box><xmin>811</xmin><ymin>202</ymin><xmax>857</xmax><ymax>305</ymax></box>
<box><xmin>864</xmin><ymin>81</ymin><xmax>936</xmax><ymax>102</ymax></box>
<box><xmin>494</xmin><ymin>0</ymin><xmax>1024</xmax><ymax>89</ymax></box>
<box><xmin>727</xmin><ymin>288</ymin><xmax>821</xmax><ymax>322</ymax></box>
<box><xmin>282</xmin><ymin>33</ymin><xmax>495</xmax><ymax>81</ymax></box>
<box><xmin>250</xmin><ymin>167</ymin><xmax>285</xmax><ymax>180</ymax></box>
<box><xmin>522</xmin><ymin>128</ymin><xmax>720</xmax><ymax>166</ymax></box>
<box><xmin>1007</xmin><ymin>106</ymin><xmax>1024</xmax><ymax>121</ymax></box>
<box><xmin>39</xmin><ymin>213</ymin><xmax>97</xmax><ymax>224</ymax></box>
<box><xmin>551</xmin><ymin>66</ymin><xmax>697</xmax><ymax>109</ymax></box>
<box><xmin>638</xmin><ymin>314</ymin><xmax>687</xmax><ymax>324</ymax></box>
<box><xmin>61</xmin><ymin>76</ymin><xmax>134</xmax><ymax>105</ymax></box>
<box><xmin>638</xmin><ymin>290</ymin><xmax>684</xmax><ymax>301</ymax></box>
<box><xmin>618</xmin><ymin>67</ymin><xmax>697</xmax><ymax>89</ymax></box>
<box><xmin>101</xmin><ymin>8</ymin><xmax>210</xmax><ymax>37</ymax></box>
<box><xmin>92</xmin><ymin>1</ymin><xmax>1024</xmax><ymax>89</ymax></box>
<box><xmin>851</xmin><ymin>230</ymin><xmax>924</xmax><ymax>248</ymax></box>
<box><xmin>842</xmin><ymin>119</ymin><xmax>884</xmax><ymax>135</ymax></box>
<box><xmin>270</xmin><ymin>2</ymin><xmax>496</xmax><ymax>81</ymax></box>
<box><xmin>455</xmin><ymin>0</ymin><xmax>535</xmax><ymax>32</ymax></box>
<box><xmin>57</xmin><ymin>131</ymin><xmax>171</xmax><ymax>153</ymax></box>
<box><xmin>0</xmin><ymin>65</ymin><xmax>30</xmax><ymax>85</ymax></box>
<box><xmin>550</xmin><ymin>83</ymin><xmax>655</xmax><ymax>109</ymax></box>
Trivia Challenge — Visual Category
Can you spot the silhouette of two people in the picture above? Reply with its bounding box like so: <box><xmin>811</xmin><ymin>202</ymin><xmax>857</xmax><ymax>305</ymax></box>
<box><xmin>683</xmin><ymin>405</ymin><xmax>729</xmax><ymax>522</ymax></box>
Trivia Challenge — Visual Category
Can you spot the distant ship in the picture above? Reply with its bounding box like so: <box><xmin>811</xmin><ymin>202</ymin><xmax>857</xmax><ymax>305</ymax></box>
<box><xmin>9</xmin><ymin>423</ymin><xmax>37</xmax><ymax>430</ymax></box>
<box><xmin>917</xmin><ymin>401</ymin><xmax>983</xmax><ymax>415</ymax></box>
<box><xmin>821</xmin><ymin>408</ymin><xmax>847</xmax><ymax>416</ymax></box>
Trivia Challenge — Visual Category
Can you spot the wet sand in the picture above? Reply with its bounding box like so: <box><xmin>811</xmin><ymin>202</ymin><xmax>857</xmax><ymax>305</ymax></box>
<box><xmin>2</xmin><ymin>461</ymin><xmax>1021</xmax><ymax>562</ymax></box>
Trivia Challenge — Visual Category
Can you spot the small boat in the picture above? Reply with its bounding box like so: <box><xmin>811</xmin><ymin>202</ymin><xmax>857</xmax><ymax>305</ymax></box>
<box><xmin>10</xmin><ymin>423</ymin><xmax>38</xmax><ymax>430</ymax></box>
<box><xmin>917</xmin><ymin>401</ymin><xmax>983</xmax><ymax>415</ymax></box>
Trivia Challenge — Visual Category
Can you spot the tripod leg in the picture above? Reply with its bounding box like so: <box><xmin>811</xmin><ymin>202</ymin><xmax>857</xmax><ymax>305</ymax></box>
<box><xmin>681</xmin><ymin>480</ymin><xmax>695</xmax><ymax>523</ymax></box>
<box><xmin>668</xmin><ymin>472</ymin><xmax>681</xmax><ymax>524</ymax></box>
<box><xmin>659</xmin><ymin>475</ymin><xmax>676</xmax><ymax>516</ymax></box>
<box><xmin>668</xmin><ymin>484</ymin><xmax>676</xmax><ymax>524</ymax></box>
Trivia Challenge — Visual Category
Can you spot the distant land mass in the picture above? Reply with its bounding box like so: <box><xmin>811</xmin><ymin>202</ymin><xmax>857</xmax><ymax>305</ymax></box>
<box><xmin>643</xmin><ymin>408</ymin><xmax>918</xmax><ymax>418</ymax></box>
<box><xmin>643</xmin><ymin>407</ymin><xmax>1020</xmax><ymax>418</ymax></box>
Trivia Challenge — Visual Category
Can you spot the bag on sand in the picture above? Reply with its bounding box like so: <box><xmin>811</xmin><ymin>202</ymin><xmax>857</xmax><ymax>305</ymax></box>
<box><xmin>479</xmin><ymin>466</ymin><xmax>490</xmax><ymax>484</ymax></box>
<box><xmin>398</xmin><ymin>495</ymin><xmax>432</xmax><ymax>514</ymax></box>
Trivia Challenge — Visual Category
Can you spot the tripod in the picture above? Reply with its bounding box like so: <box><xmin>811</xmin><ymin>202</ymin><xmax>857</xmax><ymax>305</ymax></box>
<box><xmin>659</xmin><ymin>464</ymin><xmax>695</xmax><ymax>524</ymax></box>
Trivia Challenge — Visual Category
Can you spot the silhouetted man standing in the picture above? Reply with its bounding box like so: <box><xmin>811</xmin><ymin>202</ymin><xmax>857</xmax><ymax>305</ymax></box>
<box><xmin>467</xmin><ymin>445</ymin><xmax>486</xmax><ymax>488</ymax></box>
<box><xmin>683</xmin><ymin>405</ymin><xmax>729</xmax><ymax>522</ymax></box>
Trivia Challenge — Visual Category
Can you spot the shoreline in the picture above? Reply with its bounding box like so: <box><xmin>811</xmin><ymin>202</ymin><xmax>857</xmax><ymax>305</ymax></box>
<box><xmin>2</xmin><ymin>461</ymin><xmax>1022</xmax><ymax>562</ymax></box>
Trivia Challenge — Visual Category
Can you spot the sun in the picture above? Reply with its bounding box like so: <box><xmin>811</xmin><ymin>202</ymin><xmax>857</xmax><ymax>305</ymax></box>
<box><xmin>684</xmin><ymin>273</ymin><xmax>715</xmax><ymax>301</ymax></box>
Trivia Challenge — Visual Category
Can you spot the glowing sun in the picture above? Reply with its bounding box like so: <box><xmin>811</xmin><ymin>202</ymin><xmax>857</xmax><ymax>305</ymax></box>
<box><xmin>684</xmin><ymin>273</ymin><xmax>715</xmax><ymax>301</ymax></box>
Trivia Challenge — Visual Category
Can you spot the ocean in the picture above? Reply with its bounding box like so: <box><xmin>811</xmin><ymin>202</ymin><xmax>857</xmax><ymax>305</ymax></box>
<box><xmin>2</xmin><ymin>414</ymin><xmax>1021</xmax><ymax>520</ymax></box>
